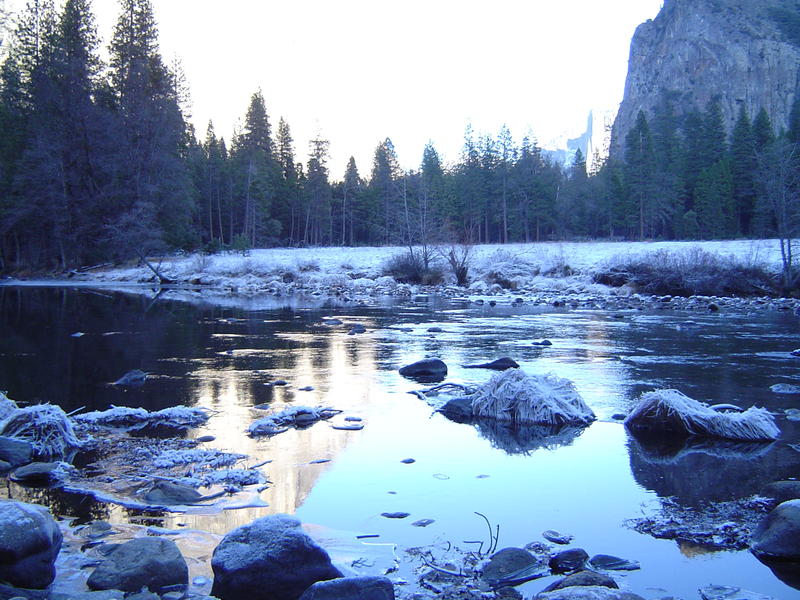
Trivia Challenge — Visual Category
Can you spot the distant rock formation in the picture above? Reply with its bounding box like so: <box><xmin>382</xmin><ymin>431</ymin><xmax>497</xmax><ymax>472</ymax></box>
<box><xmin>611</xmin><ymin>0</ymin><xmax>800</xmax><ymax>156</ymax></box>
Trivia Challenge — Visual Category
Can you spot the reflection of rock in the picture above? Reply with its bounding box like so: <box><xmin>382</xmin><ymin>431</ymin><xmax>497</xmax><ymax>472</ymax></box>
<box><xmin>626</xmin><ymin>432</ymin><xmax>795</xmax><ymax>505</ymax></box>
<box><xmin>472</xmin><ymin>417</ymin><xmax>587</xmax><ymax>455</ymax></box>
<box><xmin>752</xmin><ymin>554</ymin><xmax>800</xmax><ymax>591</ymax></box>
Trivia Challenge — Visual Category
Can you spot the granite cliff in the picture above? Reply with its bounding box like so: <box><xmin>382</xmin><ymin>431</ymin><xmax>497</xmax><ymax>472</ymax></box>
<box><xmin>611</xmin><ymin>0</ymin><xmax>800</xmax><ymax>156</ymax></box>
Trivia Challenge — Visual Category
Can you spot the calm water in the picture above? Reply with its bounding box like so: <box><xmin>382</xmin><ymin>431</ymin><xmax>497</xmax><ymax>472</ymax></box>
<box><xmin>1</xmin><ymin>286</ymin><xmax>800</xmax><ymax>598</ymax></box>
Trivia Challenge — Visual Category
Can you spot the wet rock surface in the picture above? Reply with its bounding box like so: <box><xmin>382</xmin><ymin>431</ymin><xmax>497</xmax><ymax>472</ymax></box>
<box><xmin>0</xmin><ymin>501</ymin><xmax>62</xmax><ymax>589</ymax></box>
<box><xmin>298</xmin><ymin>576</ymin><xmax>395</xmax><ymax>600</ymax></box>
<box><xmin>211</xmin><ymin>514</ymin><xmax>342</xmax><ymax>600</ymax></box>
<box><xmin>751</xmin><ymin>499</ymin><xmax>800</xmax><ymax>560</ymax></box>
<box><xmin>541</xmin><ymin>570</ymin><xmax>618</xmax><ymax>592</ymax></box>
<box><xmin>549</xmin><ymin>548</ymin><xmax>589</xmax><ymax>574</ymax></box>
<box><xmin>86</xmin><ymin>537</ymin><xmax>188</xmax><ymax>592</ymax></box>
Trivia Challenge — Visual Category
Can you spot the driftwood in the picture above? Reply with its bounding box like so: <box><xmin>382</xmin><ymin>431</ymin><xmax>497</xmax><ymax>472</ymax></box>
<box><xmin>137</xmin><ymin>250</ymin><xmax>176</xmax><ymax>285</ymax></box>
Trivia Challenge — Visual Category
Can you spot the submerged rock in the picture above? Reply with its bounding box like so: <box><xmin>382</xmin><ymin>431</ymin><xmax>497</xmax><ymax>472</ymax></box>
<box><xmin>298</xmin><ymin>576</ymin><xmax>395</xmax><ymax>600</ymax></box>
<box><xmin>399</xmin><ymin>358</ymin><xmax>448</xmax><ymax>379</ymax></box>
<box><xmin>534</xmin><ymin>587</ymin><xmax>645</xmax><ymax>600</ymax></box>
<box><xmin>541</xmin><ymin>570</ymin><xmax>618</xmax><ymax>592</ymax></box>
<box><xmin>481</xmin><ymin>547</ymin><xmax>544</xmax><ymax>586</ymax></box>
<box><xmin>463</xmin><ymin>357</ymin><xmax>520</xmax><ymax>371</ymax></box>
<box><xmin>211</xmin><ymin>514</ymin><xmax>342</xmax><ymax>600</ymax></box>
<box><xmin>699</xmin><ymin>585</ymin><xmax>775</xmax><ymax>600</ymax></box>
<box><xmin>87</xmin><ymin>537</ymin><xmax>188</xmax><ymax>593</ymax></box>
<box><xmin>751</xmin><ymin>499</ymin><xmax>800</xmax><ymax>560</ymax></box>
<box><xmin>143</xmin><ymin>480</ymin><xmax>217</xmax><ymax>505</ymax></box>
<box><xmin>588</xmin><ymin>555</ymin><xmax>640</xmax><ymax>571</ymax></box>
<box><xmin>542</xmin><ymin>530</ymin><xmax>573</xmax><ymax>545</ymax></box>
<box><xmin>0</xmin><ymin>501</ymin><xmax>62</xmax><ymax>589</ymax></box>
<box><xmin>112</xmin><ymin>369</ymin><xmax>147</xmax><ymax>386</ymax></box>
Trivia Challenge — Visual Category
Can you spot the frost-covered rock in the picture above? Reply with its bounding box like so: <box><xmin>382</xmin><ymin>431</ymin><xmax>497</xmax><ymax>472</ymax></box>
<box><xmin>624</xmin><ymin>390</ymin><xmax>779</xmax><ymax>441</ymax></box>
<box><xmin>87</xmin><ymin>537</ymin><xmax>188</xmax><ymax>592</ymax></box>
<box><xmin>699</xmin><ymin>585</ymin><xmax>775</xmax><ymax>600</ymax></box>
<box><xmin>751</xmin><ymin>499</ymin><xmax>800</xmax><ymax>560</ymax></box>
<box><xmin>211</xmin><ymin>514</ymin><xmax>342</xmax><ymax>600</ymax></box>
<box><xmin>0</xmin><ymin>501</ymin><xmax>63</xmax><ymax>589</ymax></box>
<box><xmin>534</xmin><ymin>587</ymin><xmax>645</xmax><ymax>600</ymax></box>
<box><xmin>470</xmin><ymin>369</ymin><xmax>595</xmax><ymax>427</ymax></box>
<box><xmin>75</xmin><ymin>405</ymin><xmax>209</xmax><ymax>431</ymax></box>
<box><xmin>0</xmin><ymin>403</ymin><xmax>83</xmax><ymax>460</ymax></box>
<box><xmin>248</xmin><ymin>406</ymin><xmax>340</xmax><ymax>437</ymax></box>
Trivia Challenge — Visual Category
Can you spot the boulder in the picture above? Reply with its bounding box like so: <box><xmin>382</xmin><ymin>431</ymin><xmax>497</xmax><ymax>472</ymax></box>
<box><xmin>549</xmin><ymin>548</ymin><xmax>589</xmax><ymax>574</ymax></box>
<box><xmin>534</xmin><ymin>587</ymin><xmax>645</xmax><ymax>600</ymax></box>
<box><xmin>86</xmin><ymin>537</ymin><xmax>188</xmax><ymax>592</ymax></box>
<box><xmin>297</xmin><ymin>576</ymin><xmax>394</xmax><ymax>600</ymax></box>
<box><xmin>760</xmin><ymin>481</ymin><xmax>800</xmax><ymax>505</ymax></box>
<box><xmin>0</xmin><ymin>501</ymin><xmax>63</xmax><ymax>589</ymax></box>
<box><xmin>751</xmin><ymin>499</ymin><xmax>800</xmax><ymax>560</ymax></box>
<box><xmin>541</xmin><ymin>571</ymin><xmax>618</xmax><ymax>592</ymax></box>
<box><xmin>399</xmin><ymin>358</ymin><xmax>447</xmax><ymax>379</ymax></box>
<box><xmin>439</xmin><ymin>397</ymin><xmax>473</xmax><ymax>422</ymax></box>
<box><xmin>9</xmin><ymin>462</ymin><xmax>64</xmax><ymax>486</ymax></box>
<box><xmin>211</xmin><ymin>514</ymin><xmax>342</xmax><ymax>600</ymax></box>
<box><xmin>0</xmin><ymin>436</ymin><xmax>33</xmax><ymax>466</ymax></box>
<box><xmin>481</xmin><ymin>547</ymin><xmax>545</xmax><ymax>586</ymax></box>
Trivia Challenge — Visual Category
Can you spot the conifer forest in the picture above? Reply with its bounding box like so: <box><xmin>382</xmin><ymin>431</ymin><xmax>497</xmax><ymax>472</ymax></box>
<box><xmin>1</xmin><ymin>0</ymin><xmax>799</xmax><ymax>272</ymax></box>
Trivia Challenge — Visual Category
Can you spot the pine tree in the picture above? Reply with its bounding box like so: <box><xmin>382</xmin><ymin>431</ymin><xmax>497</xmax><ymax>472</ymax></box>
<box><xmin>341</xmin><ymin>156</ymin><xmax>362</xmax><ymax>245</ymax></box>
<box><xmin>303</xmin><ymin>134</ymin><xmax>331</xmax><ymax>245</ymax></box>
<box><xmin>369</xmin><ymin>138</ymin><xmax>401</xmax><ymax>244</ymax></box>
<box><xmin>730</xmin><ymin>106</ymin><xmax>757</xmax><ymax>235</ymax></box>
<box><xmin>753</xmin><ymin>107</ymin><xmax>775</xmax><ymax>152</ymax></box>
<box><xmin>624</xmin><ymin>111</ymin><xmax>657</xmax><ymax>240</ymax></box>
<box><xmin>274</xmin><ymin>117</ymin><xmax>300</xmax><ymax>243</ymax></box>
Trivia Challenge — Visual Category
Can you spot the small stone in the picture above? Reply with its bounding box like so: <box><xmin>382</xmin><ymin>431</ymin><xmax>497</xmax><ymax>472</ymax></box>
<box><xmin>381</xmin><ymin>512</ymin><xmax>410</xmax><ymax>519</ymax></box>
<box><xmin>532</xmin><ymin>339</ymin><xmax>553</xmax><ymax>346</ymax></box>
<box><xmin>401</xmin><ymin>458</ymin><xmax>416</xmax><ymax>464</ymax></box>
<box><xmin>195</xmin><ymin>435</ymin><xmax>216</xmax><ymax>443</ymax></box>
<box><xmin>345</xmin><ymin>417</ymin><xmax>363</xmax><ymax>422</ymax></box>
<box><xmin>412</xmin><ymin>519</ymin><xmax>435</xmax><ymax>527</ymax></box>
<box><xmin>541</xmin><ymin>570</ymin><xmax>618</xmax><ymax>592</ymax></box>
<box><xmin>332</xmin><ymin>424</ymin><xmax>364</xmax><ymax>431</ymax></box>
<box><xmin>542</xmin><ymin>530</ymin><xmax>573</xmax><ymax>545</ymax></box>
<box><xmin>298</xmin><ymin>576</ymin><xmax>395</xmax><ymax>600</ymax></box>
<box><xmin>611</xmin><ymin>413</ymin><xmax>626</xmax><ymax>420</ymax></box>
<box><xmin>298</xmin><ymin>386</ymin><xmax>314</xmax><ymax>392</ymax></box>
<box><xmin>588</xmin><ymin>554</ymin><xmax>640</xmax><ymax>571</ymax></box>
<box><xmin>427</xmin><ymin>327</ymin><xmax>444</xmax><ymax>333</ymax></box>
<box><xmin>272</xmin><ymin>380</ymin><xmax>289</xmax><ymax>386</ymax></box>
<box><xmin>481</xmin><ymin>547</ymin><xmax>544</xmax><ymax>585</ymax></box>
<box><xmin>699</xmin><ymin>585</ymin><xmax>775</xmax><ymax>600</ymax></box>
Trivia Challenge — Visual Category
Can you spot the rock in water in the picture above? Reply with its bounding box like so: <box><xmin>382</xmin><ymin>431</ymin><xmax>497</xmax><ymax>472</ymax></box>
<box><xmin>549</xmin><ymin>548</ymin><xmax>589</xmax><ymax>574</ymax></box>
<box><xmin>0</xmin><ymin>501</ymin><xmax>63</xmax><ymax>589</ymax></box>
<box><xmin>699</xmin><ymin>585</ymin><xmax>775</xmax><ymax>600</ymax></box>
<box><xmin>542</xmin><ymin>530</ymin><xmax>573</xmax><ymax>545</ymax></box>
<box><xmin>481</xmin><ymin>547</ymin><xmax>544</xmax><ymax>586</ymax></box>
<box><xmin>87</xmin><ymin>537</ymin><xmax>187</xmax><ymax>592</ymax></box>
<box><xmin>398</xmin><ymin>358</ymin><xmax>447</xmax><ymax>379</ymax></box>
<box><xmin>112</xmin><ymin>369</ymin><xmax>147</xmax><ymax>386</ymax></box>
<box><xmin>10</xmin><ymin>462</ymin><xmax>65</xmax><ymax>486</ymax></box>
<box><xmin>751</xmin><ymin>499</ymin><xmax>800</xmax><ymax>560</ymax></box>
<box><xmin>298</xmin><ymin>576</ymin><xmax>395</xmax><ymax>600</ymax></box>
<box><xmin>463</xmin><ymin>357</ymin><xmax>520</xmax><ymax>370</ymax></box>
<box><xmin>588</xmin><ymin>554</ymin><xmax>640</xmax><ymax>571</ymax></box>
<box><xmin>535</xmin><ymin>587</ymin><xmax>646</xmax><ymax>600</ymax></box>
<box><xmin>144</xmin><ymin>480</ymin><xmax>203</xmax><ymax>505</ymax></box>
<box><xmin>211</xmin><ymin>514</ymin><xmax>342</xmax><ymax>600</ymax></box>
<box><xmin>541</xmin><ymin>570</ymin><xmax>618</xmax><ymax>592</ymax></box>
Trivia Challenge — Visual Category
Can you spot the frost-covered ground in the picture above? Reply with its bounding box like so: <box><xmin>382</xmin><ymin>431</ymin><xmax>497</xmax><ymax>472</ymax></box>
<box><xmin>65</xmin><ymin>238</ymin><xmax>787</xmax><ymax>302</ymax></box>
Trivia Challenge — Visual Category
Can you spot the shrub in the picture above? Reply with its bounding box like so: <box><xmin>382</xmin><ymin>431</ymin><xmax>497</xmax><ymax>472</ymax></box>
<box><xmin>593</xmin><ymin>248</ymin><xmax>777</xmax><ymax>297</ymax></box>
<box><xmin>382</xmin><ymin>250</ymin><xmax>444</xmax><ymax>285</ymax></box>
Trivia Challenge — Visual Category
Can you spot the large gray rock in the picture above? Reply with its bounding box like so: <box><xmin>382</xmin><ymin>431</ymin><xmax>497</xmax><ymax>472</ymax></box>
<box><xmin>398</xmin><ymin>358</ymin><xmax>447</xmax><ymax>379</ymax></box>
<box><xmin>298</xmin><ymin>576</ymin><xmax>394</xmax><ymax>600</ymax></box>
<box><xmin>0</xmin><ymin>436</ymin><xmax>33</xmax><ymax>466</ymax></box>
<box><xmin>535</xmin><ymin>587</ymin><xmax>645</xmax><ymax>600</ymax></box>
<box><xmin>751</xmin><ymin>499</ymin><xmax>800</xmax><ymax>560</ymax></box>
<box><xmin>211</xmin><ymin>514</ymin><xmax>342</xmax><ymax>600</ymax></box>
<box><xmin>0</xmin><ymin>501</ymin><xmax>63</xmax><ymax>589</ymax></box>
<box><xmin>86</xmin><ymin>537</ymin><xmax>188</xmax><ymax>592</ymax></box>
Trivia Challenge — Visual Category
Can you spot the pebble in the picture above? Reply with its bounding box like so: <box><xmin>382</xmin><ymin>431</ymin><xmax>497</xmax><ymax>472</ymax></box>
<box><xmin>332</xmin><ymin>424</ymin><xmax>364</xmax><ymax>430</ymax></box>
<box><xmin>401</xmin><ymin>458</ymin><xmax>416</xmax><ymax>464</ymax></box>
<box><xmin>381</xmin><ymin>512</ymin><xmax>410</xmax><ymax>519</ymax></box>
<box><xmin>542</xmin><ymin>529</ymin><xmax>573</xmax><ymax>544</ymax></box>
<box><xmin>411</xmin><ymin>519</ymin><xmax>435</xmax><ymax>527</ymax></box>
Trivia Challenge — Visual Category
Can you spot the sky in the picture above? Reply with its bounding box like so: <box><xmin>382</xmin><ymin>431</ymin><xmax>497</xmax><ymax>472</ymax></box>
<box><xmin>5</xmin><ymin>0</ymin><xmax>664</xmax><ymax>176</ymax></box>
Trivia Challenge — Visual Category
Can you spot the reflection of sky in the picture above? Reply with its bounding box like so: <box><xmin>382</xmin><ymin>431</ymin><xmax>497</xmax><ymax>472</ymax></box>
<box><xmin>3</xmin><ymin>290</ymin><xmax>800</xmax><ymax>598</ymax></box>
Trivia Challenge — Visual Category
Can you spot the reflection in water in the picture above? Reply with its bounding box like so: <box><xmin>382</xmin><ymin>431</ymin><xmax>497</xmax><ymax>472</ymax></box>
<box><xmin>627</xmin><ymin>432</ymin><xmax>798</xmax><ymax>505</ymax></box>
<box><xmin>3</xmin><ymin>286</ymin><xmax>800</xmax><ymax>597</ymax></box>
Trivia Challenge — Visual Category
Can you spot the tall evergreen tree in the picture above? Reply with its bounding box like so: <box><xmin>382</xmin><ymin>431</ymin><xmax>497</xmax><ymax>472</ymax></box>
<box><xmin>625</xmin><ymin>111</ymin><xmax>657</xmax><ymax>240</ymax></box>
<box><xmin>730</xmin><ymin>106</ymin><xmax>757</xmax><ymax>234</ymax></box>
<box><xmin>369</xmin><ymin>137</ymin><xmax>401</xmax><ymax>244</ymax></box>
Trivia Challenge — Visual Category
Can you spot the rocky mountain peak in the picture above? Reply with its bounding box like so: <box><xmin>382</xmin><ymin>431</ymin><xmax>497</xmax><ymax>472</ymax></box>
<box><xmin>610</xmin><ymin>0</ymin><xmax>800</xmax><ymax>156</ymax></box>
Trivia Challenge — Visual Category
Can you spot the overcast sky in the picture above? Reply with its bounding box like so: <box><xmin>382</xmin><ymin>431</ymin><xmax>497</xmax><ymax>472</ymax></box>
<box><xmin>6</xmin><ymin>0</ymin><xmax>663</xmax><ymax>176</ymax></box>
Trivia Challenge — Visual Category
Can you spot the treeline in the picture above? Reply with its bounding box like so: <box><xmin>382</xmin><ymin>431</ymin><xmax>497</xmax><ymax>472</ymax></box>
<box><xmin>1</xmin><ymin>0</ymin><xmax>799</xmax><ymax>273</ymax></box>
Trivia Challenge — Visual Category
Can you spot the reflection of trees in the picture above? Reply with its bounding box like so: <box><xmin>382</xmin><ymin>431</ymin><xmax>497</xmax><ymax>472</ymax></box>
<box><xmin>1</xmin><ymin>482</ymin><xmax>111</xmax><ymax>523</ymax></box>
<box><xmin>627</xmin><ymin>431</ymin><xmax>799</xmax><ymax>506</ymax></box>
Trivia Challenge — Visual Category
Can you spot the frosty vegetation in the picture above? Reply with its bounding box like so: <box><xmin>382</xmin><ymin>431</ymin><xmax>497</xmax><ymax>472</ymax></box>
<box><xmin>469</xmin><ymin>369</ymin><xmax>596</xmax><ymax>427</ymax></box>
<box><xmin>625</xmin><ymin>389</ymin><xmax>780</xmax><ymax>441</ymax></box>
<box><xmin>0</xmin><ymin>396</ymin><xmax>83</xmax><ymax>460</ymax></box>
